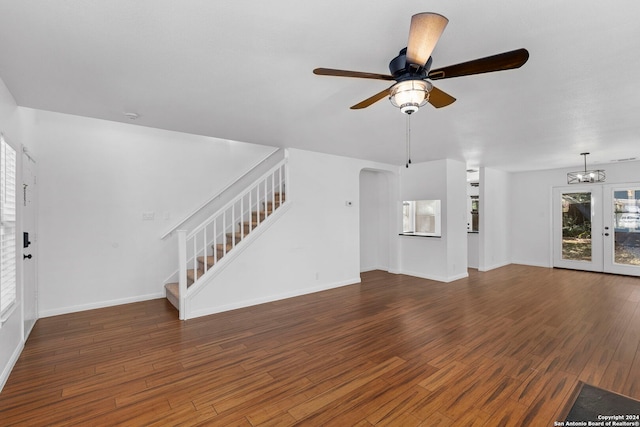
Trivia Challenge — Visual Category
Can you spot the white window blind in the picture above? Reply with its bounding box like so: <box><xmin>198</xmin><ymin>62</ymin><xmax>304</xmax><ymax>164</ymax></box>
<box><xmin>1</xmin><ymin>135</ymin><xmax>17</xmax><ymax>316</ymax></box>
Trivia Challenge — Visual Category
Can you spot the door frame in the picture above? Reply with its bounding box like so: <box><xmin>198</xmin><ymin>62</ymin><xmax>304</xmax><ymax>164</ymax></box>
<box><xmin>21</xmin><ymin>149</ymin><xmax>37</xmax><ymax>338</ymax></box>
<box><xmin>552</xmin><ymin>185</ymin><xmax>604</xmax><ymax>272</ymax></box>
<box><xmin>602</xmin><ymin>183</ymin><xmax>640</xmax><ymax>276</ymax></box>
<box><xmin>553</xmin><ymin>183</ymin><xmax>640</xmax><ymax>276</ymax></box>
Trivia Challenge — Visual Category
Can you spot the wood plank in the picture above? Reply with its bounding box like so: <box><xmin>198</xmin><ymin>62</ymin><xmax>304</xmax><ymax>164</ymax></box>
<box><xmin>364</xmin><ymin>384</ymin><xmax>431</xmax><ymax>425</ymax></box>
<box><xmin>484</xmin><ymin>398</ymin><xmax>530</xmax><ymax>427</ymax></box>
<box><xmin>1</xmin><ymin>266</ymin><xmax>640</xmax><ymax>425</ymax></box>
<box><xmin>516</xmin><ymin>372</ymin><xmax>577</xmax><ymax>426</ymax></box>
<box><xmin>287</xmin><ymin>357</ymin><xmax>405</xmax><ymax>420</ymax></box>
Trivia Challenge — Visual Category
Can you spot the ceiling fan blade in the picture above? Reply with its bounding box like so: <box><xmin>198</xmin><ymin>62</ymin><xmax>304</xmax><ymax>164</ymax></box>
<box><xmin>313</xmin><ymin>68</ymin><xmax>394</xmax><ymax>81</ymax></box>
<box><xmin>350</xmin><ymin>86</ymin><xmax>393</xmax><ymax>110</ymax></box>
<box><xmin>406</xmin><ymin>13</ymin><xmax>449</xmax><ymax>67</ymax></box>
<box><xmin>428</xmin><ymin>86</ymin><xmax>456</xmax><ymax>108</ymax></box>
<box><xmin>428</xmin><ymin>48</ymin><xmax>529</xmax><ymax>80</ymax></box>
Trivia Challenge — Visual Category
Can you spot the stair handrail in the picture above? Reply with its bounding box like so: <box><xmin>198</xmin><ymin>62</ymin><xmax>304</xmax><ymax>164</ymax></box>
<box><xmin>160</xmin><ymin>147</ymin><xmax>280</xmax><ymax>239</ymax></box>
<box><xmin>187</xmin><ymin>157</ymin><xmax>287</xmax><ymax>240</ymax></box>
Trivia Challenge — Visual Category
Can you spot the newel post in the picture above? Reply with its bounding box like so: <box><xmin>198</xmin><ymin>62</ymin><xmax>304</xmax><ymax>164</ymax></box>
<box><xmin>177</xmin><ymin>230</ymin><xmax>187</xmax><ymax>320</ymax></box>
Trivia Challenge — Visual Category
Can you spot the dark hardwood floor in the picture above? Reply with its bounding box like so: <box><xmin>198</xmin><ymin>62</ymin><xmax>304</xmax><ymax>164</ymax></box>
<box><xmin>1</xmin><ymin>265</ymin><xmax>639</xmax><ymax>426</ymax></box>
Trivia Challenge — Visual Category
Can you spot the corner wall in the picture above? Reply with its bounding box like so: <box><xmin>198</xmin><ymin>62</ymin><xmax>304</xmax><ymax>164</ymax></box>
<box><xmin>19</xmin><ymin>108</ymin><xmax>276</xmax><ymax>317</ymax></box>
<box><xmin>479</xmin><ymin>167</ymin><xmax>511</xmax><ymax>271</ymax></box>
<box><xmin>187</xmin><ymin>149</ymin><xmax>399</xmax><ymax>318</ymax></box>
<box><xmin>396</xmin><ymin>159</ymin><xmax>468</xmax><ymax>282</ymax></box>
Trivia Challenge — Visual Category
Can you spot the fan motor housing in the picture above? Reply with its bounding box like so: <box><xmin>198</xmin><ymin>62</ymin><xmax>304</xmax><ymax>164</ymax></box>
<box><xmin>389</xmin><ymin>48</ymin><xmax>431</xmax><ymax>81</ymax></box>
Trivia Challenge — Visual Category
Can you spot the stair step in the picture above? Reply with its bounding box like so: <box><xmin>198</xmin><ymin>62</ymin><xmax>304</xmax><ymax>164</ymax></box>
<box><xmin>242</xmin><ymin>196</ymin><xmax>286</xmax><ymax>230</ymax></box>
<box><xmin>241</xmin><ymin>207</ymin><xmax>280</xmax><ymax>230</ymax></box>
<box><xmin>197</xmin><ymin>255</ymin><xmax>217</xmax><ymax>269</ymax></box>
<box><xmin>165</xmin><ymin>283</ymin><xmax>179</xmax><ymax>310</ymax></box>
<box><xmin>225</xmin><ymin>232</ymin><xmax>244</xmax><ymax>245</ymax></box>
<box><xmin>237</xmin><ymin>223</ymin><xmax>254</xmax><ymax>236</ymax></box>
<box><xmin>187</xmin><ymin>268</ymin><xmax>205</xmax><ymax>284</ymax></box>
<box><xmin>165</xmin><ymin>261</ymin><xmax>212</xmax><ymax>305</ymax></box>
<box><xmin>214</xmin><ymin>243</ymin><xmax>235</xmax><ymax>254</ymax></box>
<box><xmin>166</xmin><ymin>282</ymin><xmax>179</xmax><ymax>296</ymax></box>
<box><xmin>263</xmin><ymin>200</ymin><xmax>284</xmax><ymax>210</ymax></box>
<box><xmin>251</xmin><ymin>210</ymin><xmax>270</xmax><ymax>220</ymax></box>
<box><xmin>240</xmin><ymin>221</ymin><xmax>259</xmax><ymax>234</ymax></box>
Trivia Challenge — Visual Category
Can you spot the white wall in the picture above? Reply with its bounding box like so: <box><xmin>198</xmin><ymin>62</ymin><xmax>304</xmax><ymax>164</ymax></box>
<box><xmin>446</xmin><ymin>159</ymin><xmax>469</xmax><ymax>278</ymax></box>
<box><xmin>19</xmin><ymin>108</ymin><xmax>276</xmax><ymax>317</ymax></box>
<box><xmin>0</xmin><ymin>76</ymin><xmax>24</xmax><ymax>392</ymax></box>
<box><xmin>479</xmin><ymin>167</ymin><xmax>511</xmax><ymax>271</ymax></box>
<box><xmin>510</xmin><ymin>161</ymin><xmax>640</xmax><ymax>267</ymax></box>
<box><xmin>187</xmin><ymin>149</ymin><xmax>398</xmax><ymax>318</ymax></box>
<box><xmin>467</xmin><ymin>233</ymin><xmax>479</xmax><ymax>268</ymax></box>
<box><xmin>396</xmin><ymin>159</ymin><xmax>468</xmax><ymax>282</ymax></box>
<box><xmin>359</xmin><ymin>169</ymin><xmax>391</xmax><ymax>272</ymax></box>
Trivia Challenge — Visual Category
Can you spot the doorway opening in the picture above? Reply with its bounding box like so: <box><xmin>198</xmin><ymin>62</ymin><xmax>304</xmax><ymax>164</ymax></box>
<box><xmin>359</xmin><ymin>170</ymin><xmax>391</xmax><ymax>273</ymax></box>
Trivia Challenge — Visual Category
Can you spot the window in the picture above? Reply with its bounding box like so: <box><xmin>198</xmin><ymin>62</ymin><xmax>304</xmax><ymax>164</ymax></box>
<box><xmin>1</xmin><ymin>135</ymin><xmax>17</xmax><ymax>318</ymax></box>
<box><xmin>402</xmin><ymin>199</ymin><xmax>441</xmax><ymax>237</ymax></box>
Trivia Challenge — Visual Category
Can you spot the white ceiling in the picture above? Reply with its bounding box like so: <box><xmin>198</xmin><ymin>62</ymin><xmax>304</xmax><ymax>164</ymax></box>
<box><xmin>1</xmin><ymin>1</ymin><xmax>639</xmax><ymax>172</ymax></box>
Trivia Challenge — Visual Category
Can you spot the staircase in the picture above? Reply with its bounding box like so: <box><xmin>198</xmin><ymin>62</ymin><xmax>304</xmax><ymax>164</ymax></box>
<box><xmin>164</xmin><ymin>158</ymin><xmax>288</xmax><ymax>319</ymax></box>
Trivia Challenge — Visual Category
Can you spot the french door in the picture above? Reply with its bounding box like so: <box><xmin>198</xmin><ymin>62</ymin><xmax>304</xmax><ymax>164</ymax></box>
<box><xmin>553</xmin><ymin>184</ymin><xmax>640</xmax><ymax>276</ymax></box>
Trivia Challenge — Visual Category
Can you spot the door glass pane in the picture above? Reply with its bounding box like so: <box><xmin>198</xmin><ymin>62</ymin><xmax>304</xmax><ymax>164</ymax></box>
<box><xmin>562</xmin><ymin>192</ymin><xmax>592</xmax><ymax>261</ymax></box>
<box><xmin>613</xmin><ymin>189</ymin><xmax>640</xmax><ymax>266</ymax></box>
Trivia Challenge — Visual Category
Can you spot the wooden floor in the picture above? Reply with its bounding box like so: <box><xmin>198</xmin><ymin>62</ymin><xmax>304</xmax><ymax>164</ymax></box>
<box><xmin>1</xmin><ymin>265</ymin><xmax>639</xmax><ymax>426</ymax></box>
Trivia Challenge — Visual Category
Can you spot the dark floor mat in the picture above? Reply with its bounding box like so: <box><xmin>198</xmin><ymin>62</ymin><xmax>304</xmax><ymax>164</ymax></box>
<box><xmin>561</xmin><ymin>381</ymin><xmax>640</xmax><ymax>424</ymax></box>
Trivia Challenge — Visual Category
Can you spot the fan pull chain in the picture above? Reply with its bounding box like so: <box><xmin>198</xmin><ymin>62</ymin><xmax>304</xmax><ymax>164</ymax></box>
<box><xmin>406</xmin><ymin>113</ymin><xmax>412</xmax><ymax>168</ymax></box>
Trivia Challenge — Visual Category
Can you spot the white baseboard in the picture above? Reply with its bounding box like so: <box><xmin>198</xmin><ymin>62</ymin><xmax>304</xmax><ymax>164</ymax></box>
<box><xmin>393</xmin><ymin>269</ymin><xmax>469</xmax><ymax>283</ymax></box>
<box><xmin>24</xmin><ymin>319</ymin><xmax>36</xmax><ymax>339</ymax></box>
<box><xmin>187</xmin><ymin>277</ymin><xmax>361</xmax><ymax>320</ymax></box>
<box><xmin>446</xmin><ymin>272</ymin><xmax>471</xmax><ymax>282</ymax></box>
<box><xmin>510</xmin><ymin>260</ymin><xmax>552</xmax><ymax>268</ymax></box>
<box><xmin>478</xmin><ymin>261</ymin><xmax>512</xmax><ymax>272</ymax></box>
<box><xmin>39</xmin><ymin>292</ymin><xmax>165</xmax><ymax>318</ymax></box>
<box><xmin>0</xmin><ymin>340</ymin><xmax>24</xmax><ymax>393</ymax></box>
<box><xmin>360</xmin><ymin>265</ymin><xmax>388</xmax><ymax>273</ymax></box>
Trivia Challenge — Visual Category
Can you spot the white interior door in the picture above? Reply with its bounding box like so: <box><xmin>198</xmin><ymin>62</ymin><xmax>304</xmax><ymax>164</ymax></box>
<box><xmin>553</xmin><ymin>186</ymin><xmax>603</xmax><ymax>272</ymax></box>
<box><xmin>22</xmin><ymin>150</ymin><xmax>37</xmax><ymax>337</ymax></box>
<box><xmin>553</xmin><ymin>184</ymin><xmax>640</xmax><ymax>277</ymax></box>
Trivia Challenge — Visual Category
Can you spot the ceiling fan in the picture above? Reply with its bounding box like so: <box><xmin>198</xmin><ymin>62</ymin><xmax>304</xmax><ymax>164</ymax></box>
<box><xmin>313</xmin><ymin>13</ymin><xmax>529</xmax><ymax>114</ymax></box>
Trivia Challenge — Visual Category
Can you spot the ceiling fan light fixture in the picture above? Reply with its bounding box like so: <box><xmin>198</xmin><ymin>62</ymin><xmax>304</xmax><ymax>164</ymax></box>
<box><xmin>389</xmin><ymin>80</ymin><xmax>432</xmax><ymax>114</ymax></box>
